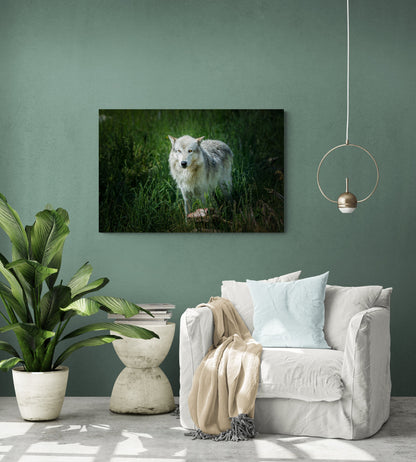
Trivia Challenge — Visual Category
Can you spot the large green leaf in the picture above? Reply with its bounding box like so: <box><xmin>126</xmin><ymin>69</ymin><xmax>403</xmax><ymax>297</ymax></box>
<box><xmin>0</xmin><ymin>282</ymin><xmax>28</xmax><ymax>323</ymax></box>
<box><xmin>62</xmin><ymin>296</ymin><xmax>153</xmax><ymax>319</ymax></box>
<box><xmin>0</xmin><ymin>194</ymin><xmax>29</xmax><ymax>261</ymax></box>
<box><xmin>53</xmin><ymin>335</ymin><xmax>120</xmax><ymax>368</ymax></box>
<box><xmin>30</xmin><ymin>209</ymin><xmax>70</xmax><ymax>269</ymax></box>
<box><xmin>56</xmin><ymin>208</ymin><xmax>69</xmax><ymax>226</ymax></box>
<box><xmin>89</xmin><ymin>296</ymin><xmax>152</xmax><ymax>317</ymax></box>
<box><xmin>25</xmin><ymin>225</ymin><xmax>33</xmax><ymax>258</ymax></box>
<box><xmin>0</xmin><ymin>252</ymin><xmax>34</xmax><ymax>314</ymax></box>
<box><xmin>0</xmin><ymin>323</ymin><xmax>55</xmax><ymax>350</ymax></box>
<box><xmin>0</xmin><ymin>340</ymin><xmax>19</xmax><ymax>357</ymax></box>
<box><xmin>0</xmin><ymin>357</ymin><xmax>23</xmax><ymax>372</ymax></box>
<box><xmin>0</xmin><ymin>260</ymin><xmax>28</xmax><ymax>321</ymax></box>
<box><xmin>39</xmin><ymin>285</ymin><xmax>72</xmax><ymax>330</ymax></box>
<box><xmin>6</xmin><ymin>259</ymin><xmax>57</xmax><ymax>288</ymax></box>
<box><xmin>0</xmin><ymin>253</ymin><xmax>9</xmax><ymax>268</ymax></box>
<box><xmin>61</xmin><ymin>297</ymin><xmax>151</xmax><ymax>318</ymax></box>
<box><xmin>61</xmin><ymin>298</ymin><xmax>101</xmax><ymax>316</ymax></box>
<box><xmin>67</xmin><ymin>263</ymin><xmax>110</xmax><ymax>299</ymax></box>
<box><xmin>72</xmin><ymin>278</ymin><xmax>109</xmax><ymax>300</ymax></box>
<box><xmin>45</xmin><ymin>208</ymin><xmax>70</xmax><ymax>289</ymax></box>
<box><xmin>62</xmin><ymin>321</ymin><xmax>159</xmax><ymax>340</ymax></box>
<box><xmin>68</xmin><ymin>262</ymin><xmax>93</xmax><ymax>295</ymax></box>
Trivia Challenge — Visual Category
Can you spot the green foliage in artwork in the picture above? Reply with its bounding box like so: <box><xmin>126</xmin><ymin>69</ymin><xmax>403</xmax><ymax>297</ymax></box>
<box><xmin>99</xmin><ymin>109</ymin><xmax>284</xmax><ymax>232</ymax></box>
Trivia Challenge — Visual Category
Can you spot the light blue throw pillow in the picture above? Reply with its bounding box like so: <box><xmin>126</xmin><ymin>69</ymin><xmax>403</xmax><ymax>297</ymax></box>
<box><xmin>247</xmin><ymin>272</ymin><xmax>330</xmax><ymax>348</ymax></box>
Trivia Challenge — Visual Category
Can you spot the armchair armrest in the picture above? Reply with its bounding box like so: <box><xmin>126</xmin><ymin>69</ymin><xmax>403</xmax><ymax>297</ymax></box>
<box><xmin>342</xmin><ymin>307</ymin><xmax>391</xmax><ymax>438</ymax></box>
<box><xmin>179</xmin><ymin>306</ymin><xmax>213</xmax><ymax>429</ymax></box>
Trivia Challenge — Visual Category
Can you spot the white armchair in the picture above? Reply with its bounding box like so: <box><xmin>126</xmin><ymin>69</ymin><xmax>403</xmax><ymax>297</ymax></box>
<box><xmin>179</xmin><ymin>298</ymin><xmax>391</xmax><ymax>439</ymax></box>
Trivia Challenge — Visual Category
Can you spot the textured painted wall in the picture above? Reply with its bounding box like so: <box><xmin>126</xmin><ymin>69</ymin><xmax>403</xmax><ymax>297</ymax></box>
<box><xmin>0</xmin><ymin>0</ymin><xmax>415</xmax><ymax>396</ymax></box>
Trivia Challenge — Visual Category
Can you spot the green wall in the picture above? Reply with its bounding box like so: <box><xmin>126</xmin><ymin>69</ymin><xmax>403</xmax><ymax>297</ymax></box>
<box><xmin>0</xmin><ymin>0</ymin><xmax>415</xmax><ymax>397</ymax></box>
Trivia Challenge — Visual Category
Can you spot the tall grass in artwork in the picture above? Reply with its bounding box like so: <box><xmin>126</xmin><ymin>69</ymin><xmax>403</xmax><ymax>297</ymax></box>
<box><xmin>99</xmin><ymin>110</ymin><xmax>284</xmax><ymax>232</ymax></box>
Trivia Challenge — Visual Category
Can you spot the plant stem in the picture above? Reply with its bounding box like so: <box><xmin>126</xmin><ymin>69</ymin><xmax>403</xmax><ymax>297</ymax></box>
<box><xmin>14</xmin><ymin>332</ymin><xmax>34</xmax><ymax>369</ymax></box>
<box><xmin>32</xmin><ymin>288</ymin><xmax>40</xmax><ymax>327</ymax></box>
<box><xmin>41</xmin><ymin>317</ymin><xmax>71</xmax><ymax>370</ymax></box>
<box><xmin>58</xmin><ymin>318</ymin><xmax>71</xmax><ymax>337</ymax></box>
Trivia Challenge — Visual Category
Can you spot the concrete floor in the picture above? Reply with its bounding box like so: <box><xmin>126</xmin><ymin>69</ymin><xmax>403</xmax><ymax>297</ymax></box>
<box><xmin>0</xmin><ymin>397</ymin><xmax>415</xmax><ymax>462</ymax></box>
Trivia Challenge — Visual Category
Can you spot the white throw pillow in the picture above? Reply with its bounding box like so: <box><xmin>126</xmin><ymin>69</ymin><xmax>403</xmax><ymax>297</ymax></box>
<box><xmin>373</xmin><ymin>287</ymin><xmax>393</xmax><ymax>309</ymax></box>
<box><xmin>221</xmin><ymin>270</ymin><xmax>301</xmax><ymax>332</ymax></box>
<box><xmin>248</xmin><ymin>272</ymin><xmax>330</xmax><ymax>348</ymax></box>
<box><xmin>324</xmin><ymin>284</ymin><xmax>383</xmax><ymax>350</ymax></box>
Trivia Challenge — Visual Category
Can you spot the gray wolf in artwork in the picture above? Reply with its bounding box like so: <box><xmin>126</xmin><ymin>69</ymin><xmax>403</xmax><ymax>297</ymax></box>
<box><xmin>168</xmin><ymin>135</ymin><xmax>233</xmax><ymax>217</ymax></box>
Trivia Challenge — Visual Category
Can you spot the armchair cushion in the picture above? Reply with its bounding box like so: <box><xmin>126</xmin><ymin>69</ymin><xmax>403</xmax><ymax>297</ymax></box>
<box><xmin>258</xmin><ymin>347</ymin><xmax>344</xmax><ymax>401</ymax></box>
<box><xmin>220</xmin><ymin>270</ymin><xmax>301</xmax><ymax>332</ymax></box>
<box><xmin>374</xmin><ymin>287</ymin><xmax>393</xmax><ymax>309</ymax></box>
<box><xmin>324</xmin><ymin>284</ymin><xmax>383</xmax><ymax>350</ymax></box>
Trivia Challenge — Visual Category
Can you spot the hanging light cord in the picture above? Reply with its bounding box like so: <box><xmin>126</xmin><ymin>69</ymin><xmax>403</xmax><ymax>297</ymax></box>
<box><xmin>345</xmin><ymin>0</ymin><xmax>350</xmax><ymax>145</ymax></box>
<box><xmin>317</xmin><ymin>0</ymin><xmax>380</xmax><ymax>205</ymax></box>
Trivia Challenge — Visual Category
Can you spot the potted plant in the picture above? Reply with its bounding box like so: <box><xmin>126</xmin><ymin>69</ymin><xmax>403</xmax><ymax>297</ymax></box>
<box><xmin>0</xmin><ymin>194</ymin><xmax>158</xmax><ymax>421</ymax></box>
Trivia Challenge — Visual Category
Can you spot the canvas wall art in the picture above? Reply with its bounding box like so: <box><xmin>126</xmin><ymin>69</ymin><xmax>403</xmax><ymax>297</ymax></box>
<box><xmin>99</xmin><ymin>109</ymin><xmax>284</xmax><ymax>232</ymax></box>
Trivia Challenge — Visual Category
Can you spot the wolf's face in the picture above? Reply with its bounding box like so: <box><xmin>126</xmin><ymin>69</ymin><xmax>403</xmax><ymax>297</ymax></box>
<box><xmin>168</xmin><ymin>135</ymin><xmax>204</xmax><ymax>170</ymax></box>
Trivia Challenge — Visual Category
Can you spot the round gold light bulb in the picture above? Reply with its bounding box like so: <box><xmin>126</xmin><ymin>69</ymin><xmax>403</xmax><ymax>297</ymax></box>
<box><xmin>337</xmin><ymin>178</ymin><xmax>357</xmax><ymax>213</ymax></box>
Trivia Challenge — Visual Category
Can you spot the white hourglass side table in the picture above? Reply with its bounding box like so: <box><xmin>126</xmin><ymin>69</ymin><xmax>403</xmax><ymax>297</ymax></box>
<box><xmin>109</xmin><ymin>321</ymin><xmax>176</xmax><ymax>415</ymax></box>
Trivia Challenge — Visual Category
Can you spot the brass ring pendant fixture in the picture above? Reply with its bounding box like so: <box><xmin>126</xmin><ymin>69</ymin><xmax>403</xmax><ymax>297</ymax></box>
<box><xmin>317</xmin><ymin>0</ymin><xmax>380</xmax><ymax>213</ymax></box>
<box><xmin>317</xmin><ymin>142</ymin><xmax>380</xmax><ymax>213</ymax></box>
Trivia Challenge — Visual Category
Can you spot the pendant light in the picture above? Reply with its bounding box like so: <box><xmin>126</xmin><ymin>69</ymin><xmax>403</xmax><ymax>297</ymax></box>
<box><xmin>316</xmin><ymin>0</ymin><xmax>379</xmax><ymax>213</ymax></box>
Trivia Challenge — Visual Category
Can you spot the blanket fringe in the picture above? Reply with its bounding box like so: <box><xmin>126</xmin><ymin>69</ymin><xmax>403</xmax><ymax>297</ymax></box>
<box><xmin>171</xmin><ymin>404</ymin><xmax>180</xmax><ymax>418</ymax></box>
<box><xmin>185</xmin><ymin>414</ymin><xmax>256</xmax><ymax>442</ymax></box>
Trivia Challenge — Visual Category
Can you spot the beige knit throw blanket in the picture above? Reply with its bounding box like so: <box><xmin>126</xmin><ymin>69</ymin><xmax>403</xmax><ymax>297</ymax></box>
<box><xmin>188</xmin><ymin>296</ymin><xmax>263</xmax><ymax>441</ymax></box>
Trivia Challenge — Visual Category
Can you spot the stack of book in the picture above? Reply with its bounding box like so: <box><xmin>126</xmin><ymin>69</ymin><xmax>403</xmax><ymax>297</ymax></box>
<box><xmin>109</xmin><ymin>303</ymin><xmax>175</xmax><ymax>326</ymax></box>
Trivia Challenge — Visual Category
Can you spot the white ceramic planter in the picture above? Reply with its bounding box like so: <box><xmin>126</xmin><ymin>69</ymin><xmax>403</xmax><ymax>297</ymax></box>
<box><xmin>12</xmin><ymin>366</ymin><xmax>69</xmax><ymax>421</ymax></box>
